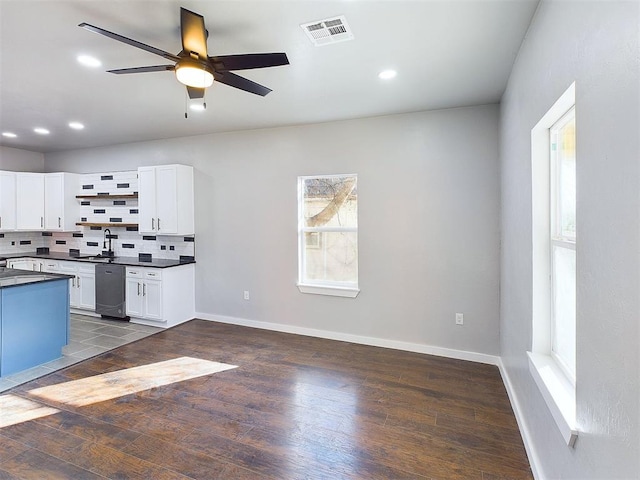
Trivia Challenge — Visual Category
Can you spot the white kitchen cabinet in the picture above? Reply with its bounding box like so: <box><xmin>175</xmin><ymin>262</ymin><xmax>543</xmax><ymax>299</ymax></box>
<box><xmin>14</xmin><ymin>172</ymin><xmax>79</xmax><ymax>232</ymax></box>
<box><xmin>76</xmin><ymin>264</ymin><xmax>96</xmax><ymax>310</ymax></box>
<box><xmin>58</xmin><ymin>260</ymin><xmax>95</xmax><ymax>311</ymax></box>
<box><xmin>45</xmin><ymin>173</ymin><xmax>80</xmax><ymax>231</ymax></box>
<box><xmin>16</xmin><ymin>173</ymin><xmax>45</xmax><ymax>230</ymax></box>
<box><xmin>126</xmin><ymin>267</ymin><xmax>162</xmax><ymax>321</ymax></box>
<box><xmin>0</xmin><ymin>171</ymin><xmax>16</xmax><ymax>231</ymax></box>
<box><xmin>138</xmin><ymin>165</ymin><xmax>194</xmax><ymax>235</ymax></box>
<box><xmin>7</xmin><ymin>258</ymin><xmax>37</xmax><ymax>271</ymax></box>
<box><xmin>142</xmin><ymin>270</ymin><xmax>163</xmax><ymax>321</ymax></box>
<box><xmin>125</xmin><ymin>275</ymin><xmax>144</xmax><ymax>317</ymax></box>
<box><xmin>126</xmin><ymin>264</ymin><xmax>194</xmax><ymax>327</ymax></box>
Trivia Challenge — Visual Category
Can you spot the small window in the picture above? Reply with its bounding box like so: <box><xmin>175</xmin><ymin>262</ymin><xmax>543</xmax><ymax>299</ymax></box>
<box><xmin>297</xmin><ymin>174</ymin><xmax>358</xmax><ymax>297</ymax></box>
<box><xmin>530</xmin><ymin>82</ymin><xmax>578</xmax><ymax>446</ymax></box>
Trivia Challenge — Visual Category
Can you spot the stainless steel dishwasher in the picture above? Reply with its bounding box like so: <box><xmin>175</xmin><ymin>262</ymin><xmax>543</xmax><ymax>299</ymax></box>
<box><xmin>95</xmin><ymin>263</ymin><xmax>127</xmax><ymax>319</ymax></box>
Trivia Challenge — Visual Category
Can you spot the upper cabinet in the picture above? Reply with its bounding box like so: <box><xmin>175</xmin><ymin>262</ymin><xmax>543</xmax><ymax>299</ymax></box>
<box><xmin>16</xmin><ymin>173</ymin><xmax>45</xmax><ymax>230</ymax></box>
<box><xmin>0</xmin><ymin>171</ymin><xmax>16</xmax><ymax>231</ymax></box>
<box><xmin>15</xmin><ymin>172</ymin><xmax>79</xmax><ymax>231</ymax></box>
<box><xmin>44</xmin><ymin>173</ymin><xmax>79</xmax><ymax>231</ymax></box>
<box><xmin>138</xmin><ymin>165</ymin><xmax>194</xmax><ymax>235</ymax></box>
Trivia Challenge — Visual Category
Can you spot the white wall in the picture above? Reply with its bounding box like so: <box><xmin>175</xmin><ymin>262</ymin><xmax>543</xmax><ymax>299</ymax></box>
<box><xmin>500</xmin><ymin>1</ymin><xmax>639</xmax><ymax>478</ymax></box>
<box><xmin>0</xmin><ymin>146</ymin><xmax>44</xmax><ymax>171</ymax></box>
<box><xmin>46</xmin><ymin>105</ymin><xmax>501</xmax><ymax>357</ymax></box>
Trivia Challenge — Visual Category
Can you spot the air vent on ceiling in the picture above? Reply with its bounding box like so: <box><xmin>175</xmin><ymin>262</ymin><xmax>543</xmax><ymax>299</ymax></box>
<box><xmin>300</xmin><ymin>15</ymin><xmax>354</xmax><ymax>46</ymax></box>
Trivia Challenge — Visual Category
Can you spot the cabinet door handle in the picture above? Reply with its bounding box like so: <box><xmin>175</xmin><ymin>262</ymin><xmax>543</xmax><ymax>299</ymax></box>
<box><xmin>72</xmin><ymin>277</ymin><xmax>75</xmax><ymax>287</ymax></box>
<box><xmin>0</xmin><ymin>216</ymin><xmax>2</xmax><ymax>228</ymax></box>
<box><xmin>157</xmin><ymin>218</ymin><xmax>161</xmax><ymax>230</ymax></box>
<box><xmin>143</xmin><ymin>283</ymin><xmax>146</xmax><ymax>296</ymax></box>
<box><xmin>151</xmin><ymin>218</ymin><xmax>155</xmax><ymax>230</ymax></box>
<box><xmin>40</xmin><ymin>217</ymin><xmax>43</xmax><ymax>228</ymax></box>
<box><xmin>137</xmin><ymin>282</ymin><xmax>141</xmax><ymax>296</ymax></box>
<box><xmin>58</xmin><ymin>217</ymin><xmax>61</xmax><ymax>228</ymax></box>
<box><xmin>77</xmin><ymin>276</ymin><xmax>80</xmax><ymax>288</ymax></box>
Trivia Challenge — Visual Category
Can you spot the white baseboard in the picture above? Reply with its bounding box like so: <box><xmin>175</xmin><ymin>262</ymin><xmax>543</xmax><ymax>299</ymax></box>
<box><xmin>497</xmin><ymin>358</ymin><xmax>543</xmax><ymax>480</ymax></box>
<box><xmin>194</xmin><ymin>312</ymin><xmax>500</xmax><ymax>366</ymax></box>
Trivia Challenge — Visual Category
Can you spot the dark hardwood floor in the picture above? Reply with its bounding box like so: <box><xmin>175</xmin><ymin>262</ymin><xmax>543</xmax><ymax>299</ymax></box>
<box><xmin>0</xmin><ymin>320</ymin><xmax>532</xmax><ymax>479</ymax></box>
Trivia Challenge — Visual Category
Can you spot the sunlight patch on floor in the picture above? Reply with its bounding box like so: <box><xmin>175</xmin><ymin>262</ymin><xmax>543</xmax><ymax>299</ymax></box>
<box><xmin>0</xmin><ymin>394</ymin><xmax>60</xmax><ymax>428</ymax></box>
<box><xmin>1</xmin><ymin>357</ymin><xmax>237</xmax><ymax>429</ymax></box>
<box><xmin>28</xmin><ymin>357</ymin><xmax>237</xmax><ymax>407</ymax></box>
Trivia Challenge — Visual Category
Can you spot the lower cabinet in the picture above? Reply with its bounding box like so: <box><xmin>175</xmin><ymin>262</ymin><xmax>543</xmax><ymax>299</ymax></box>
<box><xmin>126</xmin><ymin>264</ymin><xmax>194</xmax><ymax>327</ymax></box>
<box><xmin>126</xmin><ymin>267</ymin><xmax>162</xmax><ymax>321</ymax></box>
<box><xmin>58</xmin><ymin>261</ymin><xmax>96</xmax><ymax>311</ymax></box>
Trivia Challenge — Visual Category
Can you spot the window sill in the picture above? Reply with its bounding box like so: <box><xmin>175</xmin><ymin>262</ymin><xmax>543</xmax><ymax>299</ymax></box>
<box><xmin>297</xmin><ymin>283</ymin><xmax>359</xmax><ymax>298</ymax></box>
<box><xmin>527</xmin><ymin>351</ymin><xmax>578</xmax><ymax>447</ymax></box>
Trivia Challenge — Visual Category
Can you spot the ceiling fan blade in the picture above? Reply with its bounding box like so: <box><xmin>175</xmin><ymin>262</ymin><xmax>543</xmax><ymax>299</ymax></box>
<box><xmin>79</xmin><ymin>23</ymin><xmax>180</xmax><ymax>62</ymax></box>
<box><xmin>108</xmin><ymin>65</ymin><xmax>175</xmax><ymax>74</ymax></box>
<box><xmin>211</xmin><ymin>53</ymin><xmax>289</xmax><ymax>71</ymax></box>
<box><xmin>213</xmin><ymin>71</ymin><xmax>272</xmax><ymax>96</ymax></box>
<box><xmin>180</xmin><ymin>8</ymin><xmax>208</xmax><ymax>58</ymax></box>
<box><xmin>187</xmin><ymin>86</ymin><xmax>205</xmax><ymax>99</ymax></box>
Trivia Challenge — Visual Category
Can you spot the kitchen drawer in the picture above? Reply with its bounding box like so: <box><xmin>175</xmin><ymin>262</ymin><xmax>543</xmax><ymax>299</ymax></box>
<box><xmin>144</xmin><ymin>269</ymin><xmax>162</xmax><ymax>280</ymax></box>
<box><xmin>126</xmin><ymin>267</ymin><xmax>143</xmax><ymax>278</ymax></box>
<box><xmin>43</xmin><ymin>260</ymin><xmax>59</xmax><ymax>272</ymax></box>
<box><xmin>77</xmin><ymin>263</ymin><xmax>95</xmax><ymax>274</ymax></box>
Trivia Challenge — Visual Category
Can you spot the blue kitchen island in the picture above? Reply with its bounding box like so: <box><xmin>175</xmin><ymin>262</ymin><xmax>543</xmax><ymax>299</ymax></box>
<box><xmin>0</xmin><ymin>267</ymin><xmax>72</xmax><ymax>377</ymax></box>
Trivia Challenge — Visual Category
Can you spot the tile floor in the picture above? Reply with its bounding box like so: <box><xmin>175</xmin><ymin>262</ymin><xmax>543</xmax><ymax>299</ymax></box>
<box><xmin>0</xmin><ymin>313</ymin><xmax>161</xmax><ymax>393</ymax></box>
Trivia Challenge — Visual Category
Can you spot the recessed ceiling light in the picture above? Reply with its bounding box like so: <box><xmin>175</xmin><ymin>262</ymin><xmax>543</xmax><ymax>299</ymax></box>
<box><xmin>378</xmin><ymin>69</ymin><xmax>397</xmax><ymax>80</ymax></box>
<box><xmin>77</xmin><ymin>55</ymin><xmax>102</xmax><ymax>68</ymax></box>
<box><xmin>2</xmin><ymin>132</ymin><xmax>17</xmax><ymax>138</ymax></box>
<box><xmin>34</xmin><ymin>127</ymin><xmax>50</xmax><ymax>135</ymax></box>
<box><xmin>68</xmin><ymin>122</ymin><xmax>85</xmax><ymax>130</ymax></box>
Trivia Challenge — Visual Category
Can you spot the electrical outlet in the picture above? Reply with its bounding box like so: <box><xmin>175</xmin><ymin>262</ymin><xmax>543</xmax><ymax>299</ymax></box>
<box><xmin>243</xmin><ymin>290</ymin><xmax>250</xmax><ymax>301</ymax></box>
<box><xmin>455</xmin><ymin>313</ymin><xmax>464</xmax><ymax>325</ymax></box>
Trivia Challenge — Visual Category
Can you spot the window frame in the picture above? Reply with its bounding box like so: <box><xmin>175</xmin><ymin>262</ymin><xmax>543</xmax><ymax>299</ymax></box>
<box><xmin>549</xmin><ymin>106</ymin><xmax>577</xmax><ymax>384</ymax></box>
<box><xmin>297</xmin><ymin>174</ymin><xmax>359</xmax><ymax>298</ymax></box>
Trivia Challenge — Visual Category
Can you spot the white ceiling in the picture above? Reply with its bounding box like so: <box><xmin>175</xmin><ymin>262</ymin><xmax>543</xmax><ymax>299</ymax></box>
<box><xmin>0</xmin><ymin>0</ymin><xmax>539</xmax><ymax>153</ymax></box>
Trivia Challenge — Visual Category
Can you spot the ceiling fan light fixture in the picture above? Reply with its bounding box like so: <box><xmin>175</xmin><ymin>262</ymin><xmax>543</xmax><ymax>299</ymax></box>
<box><xmin>378</xmin><ymin>69</ymin><xmax>397</xmax><ymax>80</ymax></box>
<box><xmin>175</xmin><ymin>59</ymin><xmax>213</xmax><ymax>89</ymax></box>
<box><xmin>189</xmin><ymin>103</ymin><xmax>206</xmax><ymax>111</ymax></box>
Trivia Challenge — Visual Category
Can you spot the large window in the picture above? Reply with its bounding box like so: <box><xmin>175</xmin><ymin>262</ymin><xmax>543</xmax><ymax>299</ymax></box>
<box><xmin>297</xmin><ymin>174</ymin><xmax>359</xmax><ymax>297</ymax></box>
<box><xmin>550</xmin><ymin>107</ymin><xmax>576</xmax><ymax>381</ymax></box>
<box><xmin>529</xmin><ymin>82</ymin><xmax>578</xmax><ymax>446</ymax></box>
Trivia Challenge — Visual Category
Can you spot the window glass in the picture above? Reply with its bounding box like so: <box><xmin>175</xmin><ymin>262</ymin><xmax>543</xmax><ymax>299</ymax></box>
<box><xmin>552</xmin><ymin>245</ymin><xmax>576</xmax><ymax>375</ymax></box>
<box><xmin>298</xmin><ymin>175</ymin><xmax>358</xmax><ymax>292</ymax></box>
<box><xmin>557</xmin><ymin>113</ymin><xmax>576</xmax><ymax>238</ymax></box>
<box><xmin>302</xmin><ymin>231</ymin><xmax>358</xmax><ymax>284</ymax></box>
<box><xmin>302</xmin><ymin>177</ymin><xmax>357</xmax><ymax>228</ymax></box>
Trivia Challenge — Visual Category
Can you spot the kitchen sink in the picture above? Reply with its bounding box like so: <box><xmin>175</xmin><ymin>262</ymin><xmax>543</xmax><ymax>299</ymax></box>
<box><xmin>76</xmin><ymin>255</ymin><xmax>115</xmax><ymax>262</ymax></box>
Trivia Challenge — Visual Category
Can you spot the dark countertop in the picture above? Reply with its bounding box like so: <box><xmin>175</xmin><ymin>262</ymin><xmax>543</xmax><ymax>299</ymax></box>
<box><xmin>0</xmin><ymin>267</ymin><xmax>74</xmax><ymax>289</ymax></box>
<box><xmin>1</xmin><ymin>252</ymin><xmax>195</xmax><ymax>269</ymax></box>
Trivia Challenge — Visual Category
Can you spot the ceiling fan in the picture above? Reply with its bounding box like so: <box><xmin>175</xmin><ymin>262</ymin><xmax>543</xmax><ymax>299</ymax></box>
<box><xmin>79</xmin><ymin>7</ymin><xmax>289</xmax><ymax>99</ymax></box>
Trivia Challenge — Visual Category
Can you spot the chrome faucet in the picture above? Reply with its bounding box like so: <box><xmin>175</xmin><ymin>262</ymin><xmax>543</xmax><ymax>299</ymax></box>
<box><xmin>103</xmin><ymin>228</ymin><xmax>114</xmax><ymax>257</ymax></box>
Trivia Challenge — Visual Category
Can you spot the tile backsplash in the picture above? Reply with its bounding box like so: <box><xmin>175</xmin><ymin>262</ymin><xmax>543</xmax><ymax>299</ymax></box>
<box><xmin>0</xmin><ymin>169</ymin><xmax>195</xmax><ymax>261</ymax></box>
